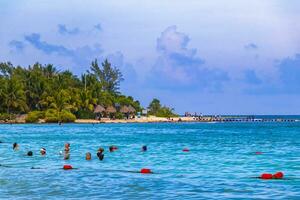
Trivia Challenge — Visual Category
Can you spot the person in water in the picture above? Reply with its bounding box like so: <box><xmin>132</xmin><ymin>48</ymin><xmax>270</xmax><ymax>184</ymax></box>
<box><xmin>64</xmin><ymin>143</ymin><xmax>70</xmax><ymax>152</ymax></box>
<box><xmin>142</xmin><ymin>145</ymin><xmax>147</xmax><ymax>152</ymax></box>
<box><xmin>63</xmin><ymin>143</ymin><xmax>70</xmax><ymax>160</ymax></box>
<box><xmin>40</xmin><ymin>148</ymin><xmax>46</xmax><ymax>155</ymax></box>
<box><xmin>109</xmin><ymin>145</ymin><xmax>118</xmax><ymax>152</ymax></box>
<box><xmin>27</xmin><ymin>151</ymin><xmax>33</xmax><ymax>156</ymax></box>
<box><xmin>86</xmin><ymin>152</ymin><xmax>91</xmax><ymax>160</ymax></box>
<box><xmin>13</xmin><ymin>142</ymin><xmax>19</xmax><ymax>150</ymax></box>
<box><xmin>97</xmin><ymin>148</ymin><xmax>104</xmax><ymax>160</ymax></box>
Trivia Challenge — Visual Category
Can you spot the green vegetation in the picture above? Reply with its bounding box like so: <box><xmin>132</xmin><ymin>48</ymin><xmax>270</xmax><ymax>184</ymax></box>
<box><xmin>0</xmin><ymin>113</ymin><xmax>15</xmax><ymax>121</ymax></box>
<box><xmin>147</xmin><ymin>98</ymin><xmax>178</xmax><ymax>118</ymax></box>
<box><xmin>0</xmin><ymin>59</ymin><xmax>177</xmax><ymax>122</ymax></box>
<box><xmin>0</xmin><ymin>59</ymin><xmax>143</xmax><ymax>122</ymax></box>
<box><xmin>25</xmin><ymin>111</ymin><xmax>44</xmax><ymax>123</ymax></box>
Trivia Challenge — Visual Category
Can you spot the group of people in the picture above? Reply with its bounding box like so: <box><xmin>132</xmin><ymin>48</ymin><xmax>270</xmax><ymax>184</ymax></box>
<box><xmin>11</xmin><ymin>142</ymin><xmax>148</xmax><ymax>161</ymax></box>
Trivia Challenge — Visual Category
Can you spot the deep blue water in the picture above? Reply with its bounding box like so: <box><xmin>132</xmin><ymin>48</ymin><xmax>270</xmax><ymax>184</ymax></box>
<box><xmin>0</xmin><ymin>122</ymin><xmax>299</xmax><ymax>199</ymax></box>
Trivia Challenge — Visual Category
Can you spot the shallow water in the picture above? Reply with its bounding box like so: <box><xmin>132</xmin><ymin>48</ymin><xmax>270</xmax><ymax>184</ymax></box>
<box><xmin>0</xmin><ymin>122</ymin><xmax>299</xmax><ymax>199</ymax></box>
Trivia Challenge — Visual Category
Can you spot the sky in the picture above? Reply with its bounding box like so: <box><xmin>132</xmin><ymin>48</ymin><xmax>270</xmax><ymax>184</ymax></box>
<box><xmin>1</xmin><ymin>0</ymin><xmax>300</xmax><ymax>115</ymax></box>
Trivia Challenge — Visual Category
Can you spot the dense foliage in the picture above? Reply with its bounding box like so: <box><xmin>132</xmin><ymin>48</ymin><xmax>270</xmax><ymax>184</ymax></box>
<box><xmin>0</xmin><ymin>59</ymin><xmax>142</xmax><ymax>121</ymax></box>
<box><xmin>147</xmin><ymin>98</ymin><xmax>178</xmax><ymax>118</ymax></box>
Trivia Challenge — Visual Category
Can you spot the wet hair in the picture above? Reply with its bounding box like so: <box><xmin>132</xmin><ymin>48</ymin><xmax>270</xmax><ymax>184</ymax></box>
<box><xmin>142</xmin><ymin>145</ymin><xmax>147</xmax><ymax>151</ymax></box>
<box><xmin>27</xmin><ymin>151</ymin><xmax>33</xmax><ymax>156</ymax></box>
<box><xmin>13</xmin><ymin>143</ymin><xmax>18</xmax><ymax>149</ymax></box>
<box><xmin>86</xmin><ymin>152</ymin><xmax>91</xmax><ymax>160</ymax></box>
<box><xmin>109</xmin><ymin>146</ymin><xmax>117</xmax><ymax>152</ymax></box>
<box><xmin>40</xmin><ymin>148</ymin><xmax>46</xmax><ymax>155</ymax></box>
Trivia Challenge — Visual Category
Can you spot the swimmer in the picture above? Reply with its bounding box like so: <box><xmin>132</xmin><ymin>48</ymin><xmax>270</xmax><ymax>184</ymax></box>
<box><xmin>86</xmin><ymin>152</ymin><xmax>91</xmax><ymax>160</ymax></box>
<box><xmin>97</xmin><ymin>148</ymin><xmax>104</xmax><ymax>160</ymax></box>
<box><xmin>109</xmin><ymin>145</ymin><xmax>118</xmax><ymax>152</ymax></box>
<box><xmin>27</xmin><ymin>151</ymin><xmax>33</xmax><ymax>156</ymax></box>
<box><xmin>142</xmin><ymin>145</ymin><xmax>147</xmax><ymax>152</ymax></box>
<box><xmin>40</xmin><ymin>148</ymin><xmax>46</xmax><ymax>155</ymax></box>
<box><xmin>13</xmin><ymin>142</ymin><xmax>19</xmax><ymax>150</ymax></box>
<box><xmin>64</xmin><ymin>143</ymin><xmax>70</xmax><ymax>152</ymax></box>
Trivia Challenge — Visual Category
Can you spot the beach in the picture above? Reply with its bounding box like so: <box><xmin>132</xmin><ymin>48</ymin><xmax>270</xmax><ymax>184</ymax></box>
<box><xmin>75</xmin><ymin>116</ymin><xmax>198</xmax><ymax>123</ymax></box>
<box><xmin>1</xmin><ymin>115</ymin><xmax>298</xmax><ymax>124</ymax></box>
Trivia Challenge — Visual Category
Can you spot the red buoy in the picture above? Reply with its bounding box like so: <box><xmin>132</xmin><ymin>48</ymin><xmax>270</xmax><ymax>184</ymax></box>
<box><xmin>273</xmin><ymin>172</ymin><xmax>284</xmax><ymax>179</ymax></box>
<box><xmin>255</xmin><ymin>152</ymin><xmax>262</xmax><ymax>155</ymax></box>
<box><xmin>182</xmin><ymin>148</ymin><xmax>190</xmax><ymax>152</ymax></box>
<box><xmin>260</xmin><ymin>173</ymin><xmax>273</xmax><ymax>179</ymax></box>
<box><xmin>63</xmin><ymin>165</ymin><xmax>73</xmax><ymax>170</ymax></box>
<box><xmin>140</xmin><ymin>168</ymin><xmax>152</xmax><ymax>174</ymax></box>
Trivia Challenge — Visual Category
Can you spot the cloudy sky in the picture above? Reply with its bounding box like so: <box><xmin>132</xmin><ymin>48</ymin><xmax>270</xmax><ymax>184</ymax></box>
<box><xmin>1</xmin><ymin>0</ymin><xmax>300</xmax><ymax>114</ymax></box>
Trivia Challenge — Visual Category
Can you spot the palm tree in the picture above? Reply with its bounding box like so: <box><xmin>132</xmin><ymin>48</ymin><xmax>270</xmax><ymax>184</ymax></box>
<box><xmin>0</xmin><ymin>76</ymin><xmax>28</xmax><ymax>116</ymax></box>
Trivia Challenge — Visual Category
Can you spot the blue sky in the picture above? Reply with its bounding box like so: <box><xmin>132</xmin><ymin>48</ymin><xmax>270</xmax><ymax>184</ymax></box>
<box><xmin>1</xmin><ymin>0</ymin><xmax>300</xmax><ymax>114</ymax></box>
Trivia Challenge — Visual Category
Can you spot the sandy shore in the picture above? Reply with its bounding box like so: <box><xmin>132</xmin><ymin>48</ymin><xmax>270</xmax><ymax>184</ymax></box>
<box><xmin>75</xmin><ymin>116</ymin><xmax>199</xmax><ymax>124</ymax></box>
<box><xmin>0</xmin><ymin>116</ymin><xmax>202</xmax><ymax>124</ymax></box>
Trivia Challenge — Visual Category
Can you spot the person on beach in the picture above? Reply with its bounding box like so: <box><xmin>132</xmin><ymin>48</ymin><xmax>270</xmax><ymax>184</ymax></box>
<box><xmin>27</xmin><ymin>151</ymin><xmax>33</xmax><ymax>156</ymax></box>
<box><xmin>13</xmin><ymin>142</ymin><xmax>19</xmax><ymax>150</ymax></box>
<box><xmin>97</xmin><ymin>148</ymin><xmax>104</xmax><ymax>160</ymax></box>
<box><xmin>40</xmin><ymin>148</ymin><xmax>46</xmax><ymax>155</ymax></box>
<box><xmin>86</xmin><ymin>152</ymin><xmax>91</xmax><ymax>160</ymax></box>
<box><xmin>142</xmin><ymin>145</ymin><xmax>147</xmax><ymax>152</ymax></box>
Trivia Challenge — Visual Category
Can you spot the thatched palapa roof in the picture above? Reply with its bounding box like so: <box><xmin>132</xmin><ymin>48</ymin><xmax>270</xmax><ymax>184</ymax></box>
<box><xmin>94</xmin><ymin>105</ymin><xmax>105</xmax><ymax>113</ymax></box>
<box><xmin>120</xmin><ymin>105</ymin><xmax>130</xmax><ymax>113</ymax></box>
<box><xmin>128</xmin><ymin>105</ymin><xmax>136</xmax><ymax>113</ymax></box>
<box><xmin>106</xmin><ymin>106</ymin><xmax>117</xmax><ymax>113</ymax></box>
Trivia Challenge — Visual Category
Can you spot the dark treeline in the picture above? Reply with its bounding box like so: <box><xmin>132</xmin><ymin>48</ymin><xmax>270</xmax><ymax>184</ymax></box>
<box><xmin>0</xmin><ymin>59</ymin><xmax>145</xmax><ymax>122</ymax></box>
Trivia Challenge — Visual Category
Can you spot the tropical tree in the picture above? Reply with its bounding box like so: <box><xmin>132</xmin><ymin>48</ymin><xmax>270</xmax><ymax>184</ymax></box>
<box><xmin>148</xmin><ymin>98</ymin><xmax>161</xmax><ymax>115</ymax></box>
<box><xmin>0</xmin><ymin>64</ymin><xmax>28</xmax><ymax>115</ymax></box>
<box><xmin>90</xmin><ymin>59</ymin><xmax>124</xmax><ymax>94</ymax></box>
<box><xmin>148</xmin><ymin>98</ymin><xmax>177</xmax><ymax>117</ymax></box>
<box><xmin>0</xmin><ymin>59</ymin><xmax>144</xmax><ymax>121</ymax></box>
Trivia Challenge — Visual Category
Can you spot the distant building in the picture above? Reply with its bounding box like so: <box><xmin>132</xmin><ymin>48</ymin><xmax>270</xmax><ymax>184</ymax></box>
<box><xmin>142</xmin><ymin>109</ymin><xmax>148</xmax><ymax>115</ymax></box>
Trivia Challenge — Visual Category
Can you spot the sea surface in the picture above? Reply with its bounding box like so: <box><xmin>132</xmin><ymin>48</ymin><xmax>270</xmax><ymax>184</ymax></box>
<box><xmin>0</xmin><ymin>122</ymin><xmax>299</xmax><ymax>199</ymax></box>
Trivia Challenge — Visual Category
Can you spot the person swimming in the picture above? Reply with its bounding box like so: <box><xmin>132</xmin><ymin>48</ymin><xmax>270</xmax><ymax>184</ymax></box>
<box><xmin>13</xmin><ymin>142</ymin><xmax>19</xmax><ymax>150</ymax></box>
<box><xmin>142</xmin><ymin>145</ymin><xmax>147</xmax><ymax>152</ymax></box>
<box><xmin>63</xmin><ymin>143</ymin><xmax>70</xmax><ymax>160</ymax></box>
<box><xmin>27</xmin><ymin>151</ymin><xmax>33</xmax><ymax>156</ymax></box>
<box><xmin>40</xmin><ymin>148</ymin><xmax>46</xmax><ymax>155</ymax></box>
<box><xmin>64</xmin><ymin>143</ymin><xmax>70</xmax><ymax>152</ymax></box>
<box><xmin>86</xmin><ymin>152</ymin><xmax>91</xmax><ymax>160</ymax></box>
<box><xmin>97</xmin><ymin>148</ymin><xmax>104</xmax><ymax>160</ymax></box>
<box><xmin>109</xmin><ymin>145</ymin><xmax>118</xmax><ymax>152</ymax></box>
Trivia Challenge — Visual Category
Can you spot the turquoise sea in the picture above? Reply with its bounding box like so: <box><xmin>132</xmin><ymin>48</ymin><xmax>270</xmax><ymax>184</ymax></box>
<box><xmin>0</xmin><ymin>122</ymin><xmax>299</xmax><ymax>199</ymax></box>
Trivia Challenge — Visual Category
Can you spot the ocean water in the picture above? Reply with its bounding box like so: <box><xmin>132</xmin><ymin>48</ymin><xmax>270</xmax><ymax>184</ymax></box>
<box><xmin>0</xmin><ymin>122</ymin><xmax>299</xmax><ymax>199</ymax></box>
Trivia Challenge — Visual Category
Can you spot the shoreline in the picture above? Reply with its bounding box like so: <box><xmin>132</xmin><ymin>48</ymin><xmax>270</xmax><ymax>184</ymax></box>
<box><xmin>0</xmin><ymin>116</ymin><xmax>298</xmax><ymax>124</ymax></box>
